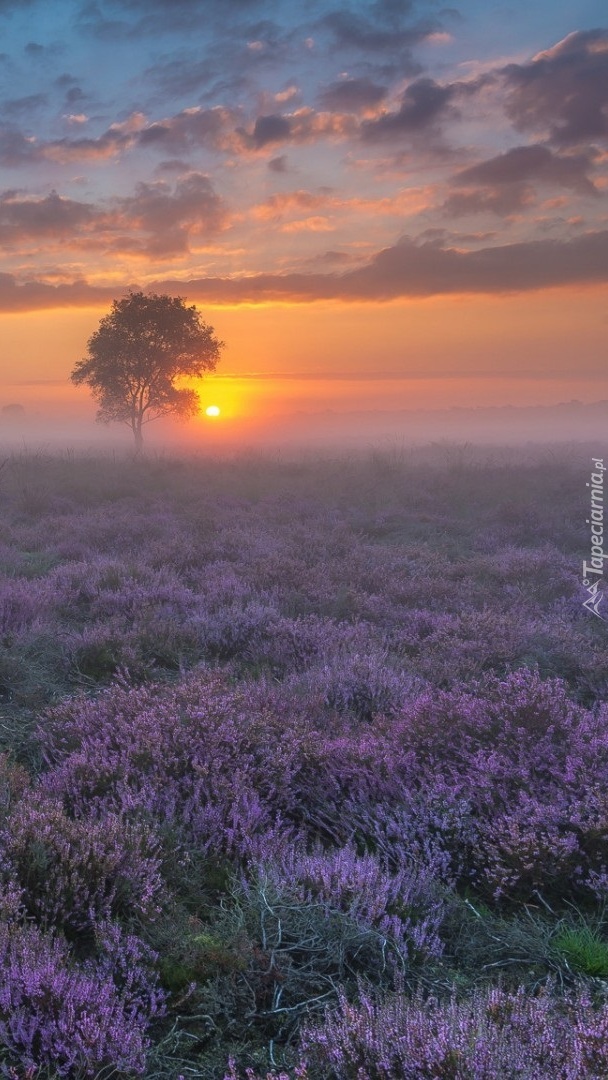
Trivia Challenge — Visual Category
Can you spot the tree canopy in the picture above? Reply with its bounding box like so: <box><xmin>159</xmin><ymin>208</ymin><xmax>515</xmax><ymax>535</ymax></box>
<box><xmin>71</xmin><ymin>291</ymin><xmax>223</xmax><ymax>451</ymax></box>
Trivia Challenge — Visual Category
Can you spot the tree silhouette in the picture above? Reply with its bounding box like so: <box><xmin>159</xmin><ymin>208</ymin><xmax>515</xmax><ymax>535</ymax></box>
<box><xmin>71</xmin><ymin>292</ymin><xmax>223</xmax><ymax>452</ymax></box>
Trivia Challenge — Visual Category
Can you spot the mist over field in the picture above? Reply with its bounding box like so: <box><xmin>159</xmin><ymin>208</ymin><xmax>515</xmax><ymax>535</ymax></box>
<box><xmin>3</xmin><ymin>398</ymin><xmax>608</xmax><ymax>456</ymax></box>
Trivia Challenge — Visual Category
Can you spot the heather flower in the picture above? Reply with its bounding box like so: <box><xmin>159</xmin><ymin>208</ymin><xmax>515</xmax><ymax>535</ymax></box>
<box><xmin>300</xmin><ymin>984</ymin><xmax>607</xmax><ymax>1079</ymax></box>
<box><xmin>1</xmin><ymin>792</ymin><xmax>164</xmax><ymax>932</ymax></box>
<box><xmin>3</xmin><ymin>448</ymin><xmax>608</xmax><ymax>1075</ymax></box>
<box><xmin>271</xmin><ymin>845</ymin><xmax>446</xmax><ymax>965</ymax></box>
<box><xmin>0</xmin><ymin>894</ymin><xmax>164</xmax><ymax>1076</ymax></box>
<box><xmin>223</xmin><ymin>1061</ymin><xmax>310</xmax><ymax>1080</ymax></box>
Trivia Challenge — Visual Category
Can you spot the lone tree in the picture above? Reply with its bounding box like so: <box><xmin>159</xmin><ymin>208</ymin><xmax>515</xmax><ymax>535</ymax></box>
<box><xmin>71</xmin><ymin>291</ymin><xmax>223</xmax><ymax>452</ymax></box>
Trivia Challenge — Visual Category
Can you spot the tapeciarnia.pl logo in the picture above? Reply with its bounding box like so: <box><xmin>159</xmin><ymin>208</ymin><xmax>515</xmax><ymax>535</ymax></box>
<box><xmin>582</xmin><ymin>457</ymin><xmax>607</xmax><ymax>620</ymax></box>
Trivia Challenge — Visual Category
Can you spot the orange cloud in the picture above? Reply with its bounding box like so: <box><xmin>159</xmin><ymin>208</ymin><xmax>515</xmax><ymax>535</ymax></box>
<box><xmin>251</xmin><ymin>186</ymin><xmax>435</xmax><ymax>227</ymax></box>
<box><xmin>281</xmin><ymin>216</ymin><xmax>334</xmax><ymax>233</ymax></box>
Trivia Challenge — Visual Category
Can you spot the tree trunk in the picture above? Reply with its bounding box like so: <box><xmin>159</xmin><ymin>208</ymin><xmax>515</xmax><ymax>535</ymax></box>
<box><xmin>133</xmin><ymin>422</ymin><xmax>144</xmax><ymax>455</ymax></box>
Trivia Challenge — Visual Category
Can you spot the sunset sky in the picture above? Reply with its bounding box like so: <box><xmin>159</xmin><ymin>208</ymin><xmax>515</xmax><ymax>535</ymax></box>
<box><xmin>0</xmin><ymin>0</ymin><xmax>607</xmax><ymax>432</ymax></box>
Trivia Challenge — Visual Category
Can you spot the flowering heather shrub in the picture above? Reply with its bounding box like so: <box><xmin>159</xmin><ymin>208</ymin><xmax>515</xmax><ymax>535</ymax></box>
<box><xmin>299</xmin><ymin>984</ymin><xmax>608</xmax><ymax>1079</ymax></box>
<box><xmin>472</xmin><ymin>544</ymin><xmax>578</xmax><ymax>600</ymax></box>
<box><xmin>235</xmin><ymin>614</ymin><xmax>387</xmax><ymax>680</ymax></box>
<box><xmin>184</xmin><ymin>561</ymin><xmax>253</xmax><ymax>620</ymax></box>
<box><xmin>50</xmin><ymin>502</ymin><xmax>179</xmax><ymax>560</ymax></box>
<box><xmin>36</xmin><ymin>665</ymin><xmax>608</xmax><ymax>908</ymax></box>
<box><xmin>244</xmin><ymin>614</ymin><xmax>335</xmax><ymax>675</ymax></box>
<box><xmin>39</xmin><ymin>673</ymin><xmax>315</xmax><ymax>859</ymax></box>
<box><xmin>87</xmin><ymin>919</ymin><xmax>166</xmax><ymax>1020</ymax></box>
<box><xmin>276</xmin><ymin>669</ymin><xmax>608</xmax><ymax>903</ymax></box>
<box><xmin>88</xmin><ymin>567</ymin><xmax>197</xmax><ymax>624</ymax></box>
<box><xmin>48</xmin><ymin>557</ymin><xmax>198</xmax><ymax>625</ymax></box>
<box><xmin>478</xmin><ymin>792</ymin><xmax>584</xmax><ymax>901</ymax></box>
<box><xmin>338</xmin><ymin>792</ymin><xmax>474</xmax><ymax>888</ymax></box>
<box><xmin>382</xmin><ymin>670</ymin><xmax>608</xmax><ymax>901</ymax></box>
<box><xmin>224</xmin><ymin>1061</ymin><xmax>310</xmax><ymax>1080</ymax></box>
<box><xmin>389</xmin><ymin>667</ymin><xmax>583</xmax><ymax>763</ymax></box>
<box><xmin>272</xmin><ymin>844</ymin><xmax>446</xmax><ymax>965</ymax></box>
<box><xmin>0</xmin><ymin>448</ymin><xmax>605</xmax><ymax>708</ymax></box>
<box><xmin>0</xmin><ymin>887</ymin><xmax>164</xmax><ymax>1077</ymax></box>
<box><xmin>0</xmin><ymin>577</ymin><xmax>56</xmax><ymax>639</ymax></box>
<box><xmin>1</xmin><ymin>792</ymin><xmax>164</xmax><ymax>933</ymax></box>
<box><xmin>392</xmin><ymin>608</ymin><xmax>530</xmax><ymax>685</ymax></box>
<box><xmin>3</xmin><ymin>449</ymin><xmax>608</xmax><ymax>1074</ymax></box>
<box><xmin>308</xmin><ymin>650</ymin><xmax>412</xmax><ymax>722</ymax></box>
<box><xmin>195</xmin><ymin>599</ymin><xmax>280</xmax><ymax>661</ymax></box>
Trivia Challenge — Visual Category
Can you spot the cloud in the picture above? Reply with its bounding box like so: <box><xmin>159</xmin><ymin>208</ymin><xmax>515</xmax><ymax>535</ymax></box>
<box><xmin>249</xmin><ymin>186</ymin><xmax>433</xmax><ymax>227</ymax></box>
<box><xmin>251</xmin><ymin>189</ymin><xmax>330</xmax><ymax>221</ymax></box>
<box><xmin>85</xmin><ymin>0</ymin><xmax>289</xmax><ymax>42</ymax></box>
<box><xmin>0</xmin><ymin>228</ymin><xmax>606</xmax><ymax>310</ymax></box>
<box><xmin>250</xmin><ymin>113</ymin><xmax>292</xmax><ymax>148</ymax></box>
<box><xmin>0</xmin><ymin>15</ymin><xmax>605</xmax><ymax>315</ymax></box>
<box><xmin>317</xmin><ymin>76</ymin><xmax>387</xmax><ymax>112</ymax></box>
<box><xmin>238</xmin><ymin>106</ymin><xmax>356</xmax><ymax>151</ymax></box>
<box><xmin>442</xmin><ymin>144</ymin><xmax>600</xmax><ymax>218</ymax></box>
<box><xmin>501</xmin><ymin>29</ymin><xmax>608</xmax><ymax>146</ymax></box>
<box><xmin>0</xmin><ymin>173</ymin><xmax>227</xmax><ymax>256</ymax></box>
<box><xmin>360</xmin><ymin>78</ymin><xmax>456</xmax><ymax>140</ymax></box>
<box><xmin>0</xmin><ymin>128</ymin><xmax>42</xmax><ymax>167</ymax></box>
<box><xmin>281</xmin><ymin>216</ymin><xmax>334</xmax><ymax>233</ymax></box>
<box><xmin>150</xmin><ymin>230</ymin><xmax>608</xmax><ymax>301</ymax></box>
<box><xmin>55</xmin><ymin>73</ymin><xmax>88</xmax><ymax>109</ymax></box>
<box><xmin>143</xmin><ymin>15</ymin><xmax>299</xmax><ymax>104</ymax></box>
<box><xmin>337</xmin><ymin>229</ymin><xmax>608</xmax><ymax>298</ymax></box>
<box><xmin>0</xmin><ymin>94</ymin><xmax>355</xmax><ymax>172</ymax></box>
<box><xmin>442</xmin><ymin>185</ymin><xmax>534</xmax><ymax>218</ymax></box>
<box><xmin>268</xmin><ymin>154</ymin><xmax>288</xmax><ymax>172</ymax></box>
<box><xmin>0</xmin><ymin>274</ymin><xmax>115</xmax><ymax>311</ymax></box>
<box><xmin>136</xmin><ymin>106</ymin><xmax>235</xmax><ymax>154</ymax></box>
<box><xmin>112</xmin><ymin>173</ymin><xmax>228</xmax><ymax>254</ymax></box>
<box><xmin>41</xmin><ymin>133</ymin><xmax>133</xmax><ymax>164</ymax></box>
<box><xmin>452</xmin><ymin>145</ymin><xmax>598</xmax><ymax>194</ymax></box>
<box><xmin>2</xmin><ymin>93</ymin><xmax>47</xmax><ymax>116</ymax></box>
<box><xmin>0</xmin><ymin>190</ymin><xmax>96</xmax><ymax>244</ymax></box>
<box><xmin>315</xmin><ymin>250</ymin><xmax>359</xmax><ymax>265</ymax></box>
<box><xmin>0</xmin><ymin>107</ymin><xmax>235</xmax><ymax>168</ymax></box>
<box><xmin>154</xmin><ymin>158</ymin><xmax>193</xmax><ymax>175</ymax></box>
<box><xmin>320</xmin><ymin>6</ymin><xmax>430</xmax><ymax>55</ymax></box>
<box><xmin>0</xmin><ymin>62</ymin><xmax>462</xmax><ymax>176</ymax></box>
<box><xmin>30</xmin><ymin>114</ymin><xmax>148</xmax><ymax>166</ymax></box>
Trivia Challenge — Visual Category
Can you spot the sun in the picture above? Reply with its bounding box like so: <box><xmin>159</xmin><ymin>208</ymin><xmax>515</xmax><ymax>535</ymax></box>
<box><xmin>205</xmin><ymin>405</ymin><xmax>221</xmax><ymax>417</ymax></box>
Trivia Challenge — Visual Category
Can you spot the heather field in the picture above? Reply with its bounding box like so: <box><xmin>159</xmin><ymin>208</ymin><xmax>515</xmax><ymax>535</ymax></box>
<box><xmin>2</xmin><ymin>443</ymin><xmax>608</xmax><ymax>1079</ymax></box>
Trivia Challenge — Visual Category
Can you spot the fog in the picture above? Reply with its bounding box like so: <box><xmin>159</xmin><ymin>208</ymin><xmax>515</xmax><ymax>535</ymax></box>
<box><xmin>1</xmin><ymin>399</ymin><xmax>608</xmax><ymax>458</ymax></box>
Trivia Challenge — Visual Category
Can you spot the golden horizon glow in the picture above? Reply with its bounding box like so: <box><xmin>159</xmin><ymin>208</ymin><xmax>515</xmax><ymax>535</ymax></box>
<box><xmin>1</xmin><ymin>286</ymin><xmax>608</xmax><ymax>426</ymax></box>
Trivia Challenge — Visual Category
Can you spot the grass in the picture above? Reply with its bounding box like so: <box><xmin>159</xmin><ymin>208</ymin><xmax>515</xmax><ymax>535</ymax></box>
<box><xmin>553</xmin><ymin>922</ymin><xmax>608</xmax><ymax>977</ymax></box>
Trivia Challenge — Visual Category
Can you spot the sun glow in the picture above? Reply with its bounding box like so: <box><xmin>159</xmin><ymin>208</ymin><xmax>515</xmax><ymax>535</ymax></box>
<box><xmin>205</xmin><ymin>404</ymin><xmax>221</xmax><ymax>417</ymax></box>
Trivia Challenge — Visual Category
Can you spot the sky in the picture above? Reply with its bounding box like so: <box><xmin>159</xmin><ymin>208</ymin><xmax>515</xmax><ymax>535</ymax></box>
<box><xmin>0</xmin><ymin>0</ymin><xmax>607</xmax><ymax>437</ymax></box>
